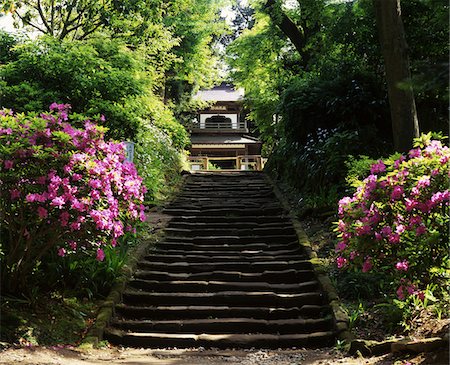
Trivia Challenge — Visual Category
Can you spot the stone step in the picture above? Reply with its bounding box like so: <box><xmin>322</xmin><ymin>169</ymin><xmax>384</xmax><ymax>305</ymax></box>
<box><xmin>106</xmin><ymin>172</ymin><xmax>336</xmax><ymax>349</ymax></box>
<box><xmin>110</xmin><ymin>317</ymin><xmax>333</xmax><ymax>334</ymax></box>
<box><xmin>164</xmin><ymin>227</ymin><xmax>296</xmax><ymax>237</ymax></box>
<box><xmin>164</xmin><ymin>234</ymin><xmax>298</xmax><ymax>244</ymax></box>
<box><xmin>143</xmin><ymin>253</ymin><xmax>309</xmax><ymax>263</ymax></box>
<box><xmin>128</xmin><ymin>279</ymin><xmax>319</xmax><ymax>294</ymax></box>
<box><xmin>163</xmin><ymin>207</ymin><xmax>285</xmax><ymax>217</ymax></box>
<box><xmin>148</xmin><ymin>248</ymin><xmax>304</xmax><ymax>257</ymax></box>
<box><xmin>122</xmin><ymin>290</ymin><xmax>324</xmax><ymax>307</ymax></box>
<box><xmin>114</xmin><ymin>304</ymin><xmax>331</xmax><ymax>320</ymax></box>
<box><xmin>167</xmin><ymin>221</ymin><xmax>293</xmax><ymax>229</ymax></box>
<box><xmin>167</xmin><ymin>215</ymin><xmax>292</xmax><ymax>224</ymax></box>
<box><xmin>154</xmin><ymin>241</ymin><xmax>300</xmax><ymax>252</ymax></box>
<box><xmin>136</xmin><ymin>260</ymin><xmax>313</xmax><ymax>274</ymax></box>
<box><xmin>104</xmin><ymin>329</ymin><xmax>335</xmax><ymax>349</ymax></box>
<box><xmin>133</xmin><ymin>269</ymin><xmax>316</xmax><ymax>283</ymax></box>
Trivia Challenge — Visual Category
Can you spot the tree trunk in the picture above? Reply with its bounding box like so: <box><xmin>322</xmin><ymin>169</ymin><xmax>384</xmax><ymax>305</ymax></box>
<box><xmin>264</xmin><ymin>0</ymin><xmax>310</xmax><ymax>66</ymax></box>
<box><xmin>373</xmin><ymin>0</ymin><xmax>420</xmax><ymax>152</ymax></box>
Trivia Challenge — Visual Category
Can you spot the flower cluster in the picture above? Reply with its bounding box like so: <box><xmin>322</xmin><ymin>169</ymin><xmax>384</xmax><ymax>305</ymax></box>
<box><xmin>335</xmin><ymin>134</ymin><xmax>449</xmax><ymax>300</ymax></box>
<box><xmin>0</xmin><ymin>105</ymin><xmax>146</xmax><ymax>267</ymax></box>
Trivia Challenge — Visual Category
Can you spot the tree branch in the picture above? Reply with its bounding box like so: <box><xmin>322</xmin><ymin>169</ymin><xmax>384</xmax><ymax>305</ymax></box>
<box><xmin>35</xmin><ymin>0</ymin><xmax>53</xmax><ymax>34</ymax></box>
<box><xmin>14</xmin><ymin>10</ymin><xmax>46</xmax><ymax>34</ymax></box>
<box><xmin>264</xmin><ymin>0</ymin><xmax>310</xmax><ymax>65</ymax></box>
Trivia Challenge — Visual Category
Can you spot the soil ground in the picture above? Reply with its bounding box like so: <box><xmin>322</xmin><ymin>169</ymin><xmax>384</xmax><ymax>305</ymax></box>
<box><xmin>1</xmin><ymin>346</ymin><xmax>449</xmax><ymax>365</ymax></box>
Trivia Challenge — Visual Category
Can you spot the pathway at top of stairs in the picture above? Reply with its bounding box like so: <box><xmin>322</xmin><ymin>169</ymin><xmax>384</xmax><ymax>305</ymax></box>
<box><xmin>105</xmin><ymin>172</ymin><xmax>336</xmax><ymax>349</ymax></box>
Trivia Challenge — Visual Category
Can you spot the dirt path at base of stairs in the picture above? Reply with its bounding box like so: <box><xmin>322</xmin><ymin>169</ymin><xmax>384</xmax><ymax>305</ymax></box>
<box><xmin>1</xmin><ymin>346</ymin><xmax>448</xmax><ymax>365</ymax></box>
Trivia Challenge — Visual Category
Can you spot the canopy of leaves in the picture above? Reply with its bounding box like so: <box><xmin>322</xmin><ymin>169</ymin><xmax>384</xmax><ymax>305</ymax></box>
<box><xmin>227</xmin><ymin>0</ymin><xmax>448</xmax><ymax>195</ymax></box>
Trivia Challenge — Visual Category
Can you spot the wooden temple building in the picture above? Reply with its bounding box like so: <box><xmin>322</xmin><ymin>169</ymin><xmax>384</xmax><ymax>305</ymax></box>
<box><xmin>188</xmin><ymin>83</ymin><xmax>264</xmax><ymax>171</ymax></box>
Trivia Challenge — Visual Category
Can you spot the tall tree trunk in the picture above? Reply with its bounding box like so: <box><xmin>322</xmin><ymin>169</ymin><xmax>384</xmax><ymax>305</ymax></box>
<box><xmin>373</xmin><ymin>0</ymin><xmax>420</xmax><ymax>152</ymax></box>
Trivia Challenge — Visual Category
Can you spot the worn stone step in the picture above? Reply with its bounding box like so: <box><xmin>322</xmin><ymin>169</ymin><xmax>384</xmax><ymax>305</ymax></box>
<box><xmin>168</xmin><ymin>215</ymin><xmax>291</xmax><ymax>224</ymax></box>
<box><xmin>163</xmin><ymin>207</ymin><xmax>285</xmax><ymax>217</ymax></box>
<box><xmin>167</xmin><ymin>221</ymin><xmax>293</xmax><ymax>230</ymax></box>
<box><xmin>143</xmin><ymin>253</ymin><xmax>309</xmax><ymax>263</ymax></box>
<box><xmin>148</xmin><ymin>248</ymin><xmax>305</xmax><ymax>257</ymax></box>
<box><xmin>110</xmin><ymin>317</ymin><xmax>333</xmax><ymax>334</ymax></box>
<box><xmin>164</xmin><ymin>234</ymin><xmax>298</xmax><ymax>244</ymax></box>
<box><xmin>133</xmin><ymin>269</ymin><xmax>317</xmax><ymax>283</ymax></box>
<box><xmin>106</xmin><ymin>172</ymin><xmax>336</xmax><ymax>349</ymax></box>
<box><xmin>177</xmin><ymin>191</ymin><xmax>275</xmax><ymax>199</ymax></box>
<box><xmin>128</xmin><ymin>279</ymin><xmax>319</xmax><ymax>294</ymax></box>
<box><xmin>164</xmin><ymin>227</ymin><xmax>296</xmax><ymax>237</ymax></box>
<box><xmin>104</xmin><ymin>329</ymin><xmax>335</xmax><ymax>349</ymax></box>
<box><xmin>154</xmin><ymin>242</ymin><xmax>300</xmax><ymax>252</ymax></box>
<box><xmin>122</xmin><ymin>290</ymin><xmax>324</xmax><ymax>307</ymax></box>
<box><xmin>136</xmin><ymin>260</ymin><xmax>313</xmax><ymax>274</ymax></box>
<box><xmin>114</xmin><ymin>304</ymin><xmax>331</xmax><ymax>320</ymax></box>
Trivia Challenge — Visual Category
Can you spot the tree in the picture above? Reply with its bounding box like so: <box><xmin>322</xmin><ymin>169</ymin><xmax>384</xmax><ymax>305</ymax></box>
<box><xmin>0</xmin><ymin>0</ymin><xmax>111</xmax><ymax>40</ymax></box>
<box><xmin>373</xmin><ymin>0</ymin><xmax>420</xmax><ymax>152</ymax></box>
<box><xmin>263</xmin><ymin>0</ymin><xmax>322</xmax><ymax>67</ymax></box>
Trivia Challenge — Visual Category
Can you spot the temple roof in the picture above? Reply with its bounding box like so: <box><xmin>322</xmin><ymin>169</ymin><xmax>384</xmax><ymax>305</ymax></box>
<box><xmin>190</xmin><ymin>134</ymin><xmax>260</xmax><ymax>145</ymax></box>
<box><xmin>194</xmin><ymin>83</ymin><xmax>244</xmax><ymax>102</ymax></box>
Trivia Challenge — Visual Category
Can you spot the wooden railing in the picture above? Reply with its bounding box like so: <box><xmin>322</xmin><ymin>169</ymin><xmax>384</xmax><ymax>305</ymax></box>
<box><xmin>188</xmin><ymin>155</ymin><xmax>267</xmax><ymax>171</ymax></box>
<box><xmin>203</xmin><ymin>121</ymin><xmax>246</xmax><ymax>129</ymax></box>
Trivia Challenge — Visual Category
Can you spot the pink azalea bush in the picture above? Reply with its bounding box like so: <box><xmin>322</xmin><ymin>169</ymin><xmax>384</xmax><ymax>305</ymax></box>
<box><xmin>335</xmin><ymin>134</ymin><xmax>449</xmax><ymax>301</ymax></box>
<box><xmin>0</xmin><ymin>104</ymin><xmax>146</xmax><ymax>293</ymax></box>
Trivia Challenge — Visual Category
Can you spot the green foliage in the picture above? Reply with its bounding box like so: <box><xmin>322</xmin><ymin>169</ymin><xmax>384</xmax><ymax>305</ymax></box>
<box><xmin>0</xmin><ymin>36</ymin><xmax>147</xmax><ymax>140</ymax></box>
<box><xmin>228</xmin><ymin>0</ymin><xmax>448</xmax><ymax>207</ymax></box>
<box><xmin>0</xmin><ymin>293</ymin><xmax>98</xmax><ymax>345</ymax></box>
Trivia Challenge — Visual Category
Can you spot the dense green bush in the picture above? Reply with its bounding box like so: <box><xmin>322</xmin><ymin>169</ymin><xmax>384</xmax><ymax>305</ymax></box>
<box><xmin>0</xmin><ymin>34</ymin><xmax>189</xmax><ymax>203</ymax></box>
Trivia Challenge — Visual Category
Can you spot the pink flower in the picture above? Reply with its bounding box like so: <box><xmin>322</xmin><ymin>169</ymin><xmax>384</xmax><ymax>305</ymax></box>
<box><xmin>388</xmin><ymin>233</ymin><xmax>400</xmax><ymax>244</ymax></box>
<box><xmin>395</xmin><ymin>224</ymin><xmax>405</xmax><ymax>234</ymax></box>
<box><xmin>362</xmin><ymin>258</ymin><xmax>372</xmax><ymax>273</ymax></box>
<box><xmin>395</xmin><ymin>260</ymin><xmax>409</xmax><ymax>271</ymax></box>
<box><xmin>409</xmin><ymin>216</ymin><xmax>422</xmax><ymax>225</ymax></box>
<box><xmin>409</xmin><ymin>148</ymin><xmax>421</xmax><ymax>158</ymax></box>
<box><xmin>370</xmin><ymin>160</ymin><xmax>386</xmax><ymax>174</ymax></box>
<box><xmin>349</xmin><ymin>251</ymin><xmax>358</xmax><ymax>260</ymax></box>
<box><xmin>51</xmin><ymin>196</ymin><xmax>65</xmax><ymax>209</ymax></box>
<box><xmin>336</xmin><ymin>256</ymin><xmax>348</xmax><ymax>269</ymax></box>
<box><xmin>96</xmin><ymin>248</ymin><xmax>105</xmax><ymax>262</ymax></box>
<box><xmin>60</xmin><ymin>211</ymin><xmax>70</xmax><ymax>226</ymax></box>
<box><xmin>393</xmin><ymin>156</ymin><xmax>405</xmax><ymax>169</ymax></box>
<box><xmin>381</xmin><ymin>226</ymin><xmax>392</xmax><ymax>236</ymax></box>
<box><xmin>405</xmin><ymin>198</ymin><xmax>418</xmax><ymax>212</ymax></box>
<box><xmin>89</xmin><ymin>179</ymin><xmax>102</xmax><ymax>189</ymax></box>
<box><xmin>37</xmin><ymin>207</ymin><xmax>48</xmax><ymax>219</ymax></box>
<box><xmin>335</xmin><ymin>241</ymin><xmax>347</xmax><ymax>253</ymax></box>
<box><xmin>26</xmin><ymin>193</ymin><xmax>37</xmax><ymax>203</ymax></box>
<box><xmin>397</xmin><ymin>285</ymin><xmax>405</xmax><ymax>300</ymax></box>
<box><xmin>391</xmin><ymin>186</ymin><xmax>404</xmax><ymax>200</ymax></box>
<box><xmin>71</xmin><ymin>173</ymin><xmax>82</xmax><ymax>181</ymax></box>
<box><xmin>4</xmin><ymin>160</ymin><xmax>13</xmax><ymax>169</ymax></box>
<box><xmin>416</xmin><ymin>176</ymin><xmax>431</xmax><ymax>189</ymax></box>
<box><xmin>10</xmin><ymin>189</ymin><xmax>21</xmax><ymax>200</ymax></box>
<box><xmin>416</xmin><ymin>225</ymin><xmax>427</xmax><ymax>235</ymax></box>
<box><xmin>416</xmin><ymin>291</ymin><xmax>425</xmax><ymax>301</ymax></box>
<box><xmin>70</xmin><ymin>222</ymin><xmax>81</xmax><ymax>231</ymax></box>
<box><xmin>69</xmin><ymin>241</ymin><xmax>77</xmax><ymax>250</ymax></box>
<box><xmin>58</xmin><ymin>247</ymin><xmax>66</xmax><ymax>257</ymax></box>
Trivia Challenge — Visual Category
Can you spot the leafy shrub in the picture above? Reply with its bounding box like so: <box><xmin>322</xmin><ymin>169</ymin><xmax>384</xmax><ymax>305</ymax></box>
<box><xmin>335</xmin><ymin>133</ymin><xmax>449</xmax><ymax>301</ymax></box>
<box><xmin>0</xmin><ymin>105</ymin><xmax>146</xmax><ymax>294</ymax></box>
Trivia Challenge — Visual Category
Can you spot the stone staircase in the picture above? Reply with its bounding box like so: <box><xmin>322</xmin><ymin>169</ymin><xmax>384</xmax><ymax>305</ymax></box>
<box><xmin>104</xmin><ymin>172</ymin><xmax>336</xmax><ymax>348</ymax></box>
